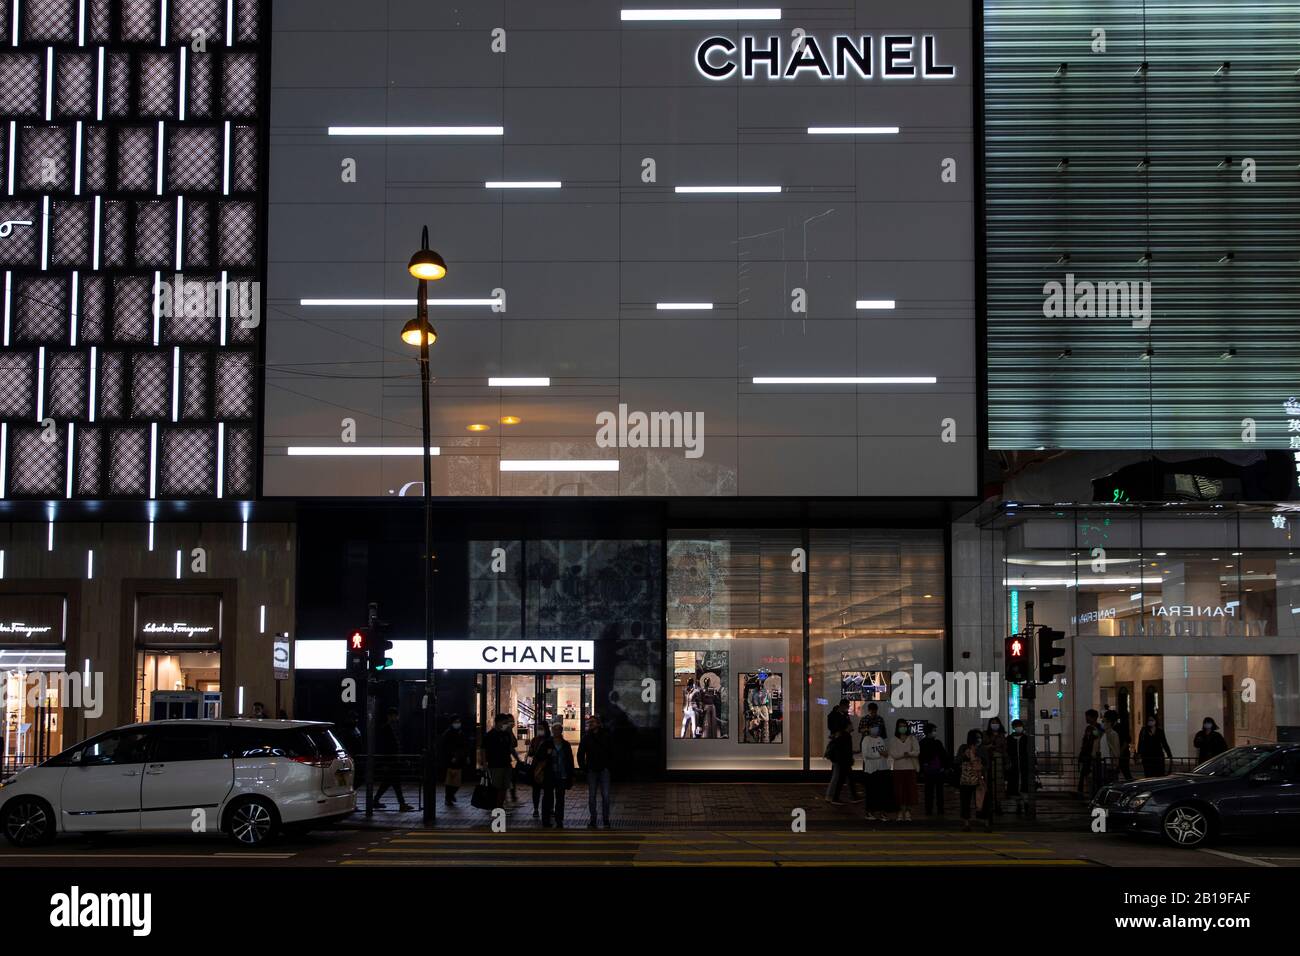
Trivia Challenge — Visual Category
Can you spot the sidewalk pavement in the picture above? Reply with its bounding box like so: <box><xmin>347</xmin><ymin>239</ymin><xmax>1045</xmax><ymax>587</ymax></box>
<box><xmin>341</xmin><ymin>781</ymin><xmax>1094</xmax><ymax>831</ymax></box>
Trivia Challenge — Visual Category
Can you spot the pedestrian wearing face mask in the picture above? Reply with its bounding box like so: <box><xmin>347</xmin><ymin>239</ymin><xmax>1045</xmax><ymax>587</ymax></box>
<box><xmin>983</xmin><ymin>717</ymin><xmax>1008</xmax><ymax>814</ymax></box>
<box><xmin>956</xmin><ymin>730</ymin><xmax>989</xmax><ymax>832</ymax></box>
<box><xmin>1091</xmin><ymin>713</ymin><xmax>1122</xmax><ymax>795</ymax></box>
<box><xmin>861</xmin><ymin>721</ymin><xmax>892</xmax><ymax>821</ymax></box>
<box><xmin>438</xmin><ymin>715</ymin><xmax>469</xmax><ymax>806</ymax></box>
<box><xmin>1193</xmin><ymin>717</ymin><xmax>1227</xmax><ymax>763</ymax></box>
<box><xmin>1137</xmin><ymin>716</ymin><xmax>1173</xmax><ymax>778</ymax></box>
<box><xmin>887</xmin><ymin>720</ymin><xmax>921</xmax><ymax>822</ymax></box>
<box><xmin>1005</xmin><ymin>719</ymin><xmax>1032</xmax><ymax>815</ymax></box>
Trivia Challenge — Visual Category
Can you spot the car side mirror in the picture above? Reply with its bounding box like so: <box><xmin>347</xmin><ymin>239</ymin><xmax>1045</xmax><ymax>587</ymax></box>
<box><xmin>1249</xmin><ymin>772</ymin><xmax>1278</xmax><ymax>785</ymax></box>
<box><xmin>70</xmin><ymin>750</ymin><xmax>83</xmax><ymax>766</ymax></box>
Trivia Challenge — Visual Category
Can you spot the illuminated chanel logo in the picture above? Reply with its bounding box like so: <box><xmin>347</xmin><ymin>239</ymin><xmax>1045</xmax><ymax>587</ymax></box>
<box><xmin>696</xmin><ymin>34</ymin><xmax>955</xmax><ymax>81</ymax></box>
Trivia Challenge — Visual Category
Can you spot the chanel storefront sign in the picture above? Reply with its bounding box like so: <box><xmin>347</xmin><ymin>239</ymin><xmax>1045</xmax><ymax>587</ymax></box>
<box><xmin>433</xmin><ymin>640</ymin><xmax>595</xmax><ymax>672</ymax></box>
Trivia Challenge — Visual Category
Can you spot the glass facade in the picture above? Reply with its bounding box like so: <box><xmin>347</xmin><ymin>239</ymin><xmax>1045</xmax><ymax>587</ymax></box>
<box><xmin>994</xmin><ymin>506</ymin><xmax>1300</xmax><ymax>762</ymax></box>
<box><xmin>667</xmin><ymin>528</ymin><xmax>946</xmax><ymax>771</ymax></box>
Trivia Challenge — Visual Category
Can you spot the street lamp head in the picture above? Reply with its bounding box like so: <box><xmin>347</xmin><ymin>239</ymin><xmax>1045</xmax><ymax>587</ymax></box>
<box><xmin>401</xmin><ymin>317</ymin><xmax>437</xmax><ymax>348</ymax></box>
<box><xmin>407</xmin><ymin>248</ymin><xmax>447</xmax><ymax>281</ymax></box>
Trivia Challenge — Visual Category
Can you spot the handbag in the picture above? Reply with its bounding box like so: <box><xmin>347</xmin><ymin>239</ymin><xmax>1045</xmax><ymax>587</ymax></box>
<box><xmin>470</xmin><ymin>771</ymin><xmax>498</xmax><ymax>810</ymax></box>
<box><xmin>444</xmin><ymin>767</ymin><xmax>463</xmax><ymax>787</ymax></box>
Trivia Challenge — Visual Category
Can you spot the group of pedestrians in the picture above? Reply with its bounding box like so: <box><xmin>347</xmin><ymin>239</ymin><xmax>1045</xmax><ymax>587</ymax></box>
<box><xmin>826</xmin><ymin>701</ymin><xmax>1039</xmax><ymax>830</ymax></box>
<box><xmin>454</xmin><ymin>713</ymin><xmax>616</xmax><ymax>828</ymax></box>
<box><xmin>1076</xmin><ymin>707</ymin><xmax>1228</xmax><ymax>796</ymax></box>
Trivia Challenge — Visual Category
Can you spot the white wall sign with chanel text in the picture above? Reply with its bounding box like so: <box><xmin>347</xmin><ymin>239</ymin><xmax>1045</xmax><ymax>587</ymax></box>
<box><xmin>433</xmin><ymin>640</ymin><xmax>595</xmax><ymax>671</ymax></box>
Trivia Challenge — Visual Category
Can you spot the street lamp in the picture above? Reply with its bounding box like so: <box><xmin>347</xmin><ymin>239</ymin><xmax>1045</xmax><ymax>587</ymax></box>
<box><xmin>402</xmin><ymin>225</ymin><xmax>444</xmax><ymax>826</ymax></box>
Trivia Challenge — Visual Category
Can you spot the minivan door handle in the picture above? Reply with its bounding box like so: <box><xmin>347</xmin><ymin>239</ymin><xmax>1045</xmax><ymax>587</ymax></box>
<box><xmin>121</xmin><ymin>770</ymin><xmax>139</xmax><ymax>776</ymax></box>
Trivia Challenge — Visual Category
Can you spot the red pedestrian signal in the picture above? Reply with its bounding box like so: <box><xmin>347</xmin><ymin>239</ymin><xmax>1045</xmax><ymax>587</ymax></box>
<box><xmin>350</xmin><ymin>630</ymin><xmax>366</xmax><ymax>651</ymax></box>
<box><xmin>346</xmin><ymin>628</ymin><xmax>370</xmax><ymax>670</ymax></box>
<box><xmin>1005</xmin><ymin>633</ymin><xmax>1031</xmax><ymax>684</ymax></box>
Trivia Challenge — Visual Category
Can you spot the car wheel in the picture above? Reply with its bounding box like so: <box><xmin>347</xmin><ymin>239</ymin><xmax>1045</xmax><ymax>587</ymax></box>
<box><xmin>225</xmin><ymin>798</ymin><xmax>279</xmax><ymax>847</ymax></box>
<box><xmin>1162</xmin><ymin>803</ymin><xmax>1211</xmax><ymax>848</ymax></box>
<box><xmin>2</xmin><ymin>797</ymin><xmax>56</xmax><ymax>847</ymax></box>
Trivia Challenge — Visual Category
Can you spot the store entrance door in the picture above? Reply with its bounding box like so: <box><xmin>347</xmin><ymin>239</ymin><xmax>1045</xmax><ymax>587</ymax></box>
<box><xmin>479</xmin><ymin>672</ymin><xmax>594</xmax><ymax>754</ymax></box>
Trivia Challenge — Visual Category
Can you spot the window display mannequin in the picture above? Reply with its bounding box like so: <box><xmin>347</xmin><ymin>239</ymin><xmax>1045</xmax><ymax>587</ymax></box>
<box><xmin>680</xmin><ymin>679</ymin><xmax>700</xmax><ymax>738</ymax></box>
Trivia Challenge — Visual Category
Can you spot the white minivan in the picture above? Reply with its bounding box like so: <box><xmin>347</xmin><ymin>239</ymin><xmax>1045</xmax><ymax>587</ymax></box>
<box><xmin>0</xmin><ymin>719</ymin><xmax>355</xmax><ymax>847</ymax></box>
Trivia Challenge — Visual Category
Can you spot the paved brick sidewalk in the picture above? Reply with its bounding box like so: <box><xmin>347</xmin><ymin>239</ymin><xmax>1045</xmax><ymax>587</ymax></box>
<box><xmin>344</xmin><ymin>782</ymin><xmax>1092</xmax><ymax>831</ymax></box>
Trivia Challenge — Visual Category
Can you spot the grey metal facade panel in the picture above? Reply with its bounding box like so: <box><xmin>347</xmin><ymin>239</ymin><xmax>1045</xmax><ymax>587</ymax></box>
<box><xmin>985</xmin><ymin>0</ymin><xmax>1300</xmax><ymax>451</ymax></box>
<box><xmin>0</xmin><ymin>0</ymin><xmax>266</xmax><ymax>501</ymax></box>
<box><xmin>265</xmin><ymin>0</ymin><xmax>979</xmax><ymax>499</ymax></box>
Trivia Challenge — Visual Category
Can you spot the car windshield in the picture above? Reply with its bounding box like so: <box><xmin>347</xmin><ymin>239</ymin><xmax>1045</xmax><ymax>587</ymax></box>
<box><xmin>1190</xmin><ymin>746</ymin><xmax>1276</xmax><ymax>778</ymax></box>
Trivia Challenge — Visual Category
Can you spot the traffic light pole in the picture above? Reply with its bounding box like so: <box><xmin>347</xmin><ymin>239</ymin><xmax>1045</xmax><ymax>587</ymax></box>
<box><xmin>364</xmin><ymin>602</ymin><xmax>378</xmax><ymax>816</ymax></box>
<box><xmin>1023</xmin><ymin>601</ymin><xmax>1037</xmax><ymax>820</ymax></box>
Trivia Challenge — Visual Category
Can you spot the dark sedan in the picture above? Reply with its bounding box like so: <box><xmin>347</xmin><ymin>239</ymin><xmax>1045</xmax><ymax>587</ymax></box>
<box><xmin>1091</xmin><ymin>744</ymin><xmax>1300</xmax><ymax>848</ymax></box>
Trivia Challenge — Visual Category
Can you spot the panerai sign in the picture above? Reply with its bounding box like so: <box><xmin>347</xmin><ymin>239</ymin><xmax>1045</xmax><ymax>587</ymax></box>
<box><xmin>696</xmin><ymin>34</ymin><xmax>955</xmax><ymax>80</ymax></box>
<box><xmin>433</xmin><ymin>640</ymin><xmax>595</xmax><ymax>672</ymax></box>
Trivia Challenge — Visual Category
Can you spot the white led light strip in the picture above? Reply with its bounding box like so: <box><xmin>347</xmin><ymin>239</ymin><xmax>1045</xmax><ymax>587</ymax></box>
<box><xmin>328</xmin><ymin>126</ymin><xmax>504</xmax><ymax>136</ymax></box>
<box><xmin>808</xmin><ymin>126</ymin><xmax>900</xmax><ymax>135</ymax></box>
<box><xmin>489</xmin><ymin>377</ymin><xmax>550</xmax><ymax>387</ymax></box>
<box><xmin>656</xmin><ymin>302</ymin><xmax>713</xmax><ymax>310</ymax></box>
<box><xmin>300</xmin><ymin>298</ymin><xmax>497</xmax><ymax>307</ymax></box>
<box><xmin>286</xmin><ymin>447</ymin><xmax>441</xmax><ymax>457</ymax></box>
<box><xmin>752</xmin><ymin>376</ymin><xmax>936</xmax><ymax>385</ymax></box>
<box><xmin>485</xmin><ymin>181</ymin><xmax>562</xmax><ymax>189</ymax></box>
<box><xmin>855</xmin><ymin>300</ymin><xmax>896</xmax><ymax>310</ymax></box>
<box><xmin>621</xmin><ymin>8</ymin><xmax>781</xmax><ymax>20</ymax></box>
<box><xmin>676</xmin><ymin>185</ymin><xmax>781</xmax><ymax>193</ymax></box>
<box><xmin>500</xmin><ymin>460</ymin><xmax>619</xmax><ymax>472</ymax></box>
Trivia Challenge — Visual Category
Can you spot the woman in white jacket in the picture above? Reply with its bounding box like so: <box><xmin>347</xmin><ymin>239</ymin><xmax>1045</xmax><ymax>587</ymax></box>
<box><xmin>861</xmin><ymin>723</ymin><xmax>892</xmax><ymax>821</ymax></box>
<box><xmin>887</xmin><ymin>720</ymin><xmax>921</xmax><ymax>822</ymax></box>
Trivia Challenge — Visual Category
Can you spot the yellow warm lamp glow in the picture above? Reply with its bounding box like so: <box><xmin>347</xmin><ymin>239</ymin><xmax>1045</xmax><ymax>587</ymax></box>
<box><xmin>499</xmin><ymin>415</ymin><xmax>521</xmax><ymax>425</ymax></box>
<box><xmin>467</xmin><ymin>423</ymin><xmax>490</xmax><ymax>432</ymax></box>
<box><xmin>407</xmin><ymin>248</ymin><xmax>447</xmax><ymax>281</ymax></box>
<box><xmin>401</xmin><ymin>318</ymin><xmax>437</xmax><ymax>347</ymax></box>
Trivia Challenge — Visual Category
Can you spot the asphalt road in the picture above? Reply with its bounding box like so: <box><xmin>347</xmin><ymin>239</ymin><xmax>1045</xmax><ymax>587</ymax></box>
<box><xmin>1</xmin><ymin>825</ymin><xmax>1297</xmax><ymax>867</ymax></box>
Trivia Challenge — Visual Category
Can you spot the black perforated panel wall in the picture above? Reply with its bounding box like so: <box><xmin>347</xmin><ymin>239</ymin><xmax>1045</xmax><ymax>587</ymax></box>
<box><xmin>0</xmin><ymin>0</ymin><xmax>264</xmax><ymax>500</ymax></box>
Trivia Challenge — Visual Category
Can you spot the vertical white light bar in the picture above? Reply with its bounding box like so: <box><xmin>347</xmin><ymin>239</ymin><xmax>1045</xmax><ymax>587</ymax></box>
<box><xmin>171</xmin><ymin>345</ymin><xmax>180</xmax><ymax>421</ymax></box>
<box><xmin>6</xmin><ymin>123</ymin><xmax>15</xmax><ymax>194</ymax></box>
<box><xmin>174</xmin><ymin>196</ymin><xmax>184</xmax><ymax>269</ymax></box>
<box><xmin>178</xmin><ymin>47</ymin><xmax>187</xmax><ymax>121</ymax></box>
<box><xmin>216</xmin><ymin>421</ymin><xmax>225</xmax><ymax>498</ymax></box>
<box><xmin>152</xmin><ymin>271</ymin><xmax>161</xmax><ymax>344</ymax></box>
<box><xmin>78</xmin><ymin>0</ymin><xmax>86</xmax><ymax>46</ymax></box>
<box><xmin>0</xmin><ymin>550</ymin><xmax>5</xmax><ymax>578</ymax></box>
<box><xmin>48</xmin><ymin>518</ymin><xmax>55</xmax><ymax>552</ymax></box>
<box><xmin>88</xmin><ymin>345</ymin><xmax>97</xmax><ymax>421</ymax></box>
<box><xmin>148</xmin><ymin>518</ymin><xmax>155</xmax><ymax>551</ymax></box>
<box><xmin>65</xmin><ymin>423</ymin><xmax>75</xmax><ymax>498</ymax></box>
<box><xmin>91</xmin><ymin>196</ymin><xmax>101</xmax><ymax>270</ymax></box>
<box><xmin>259</xmin><ymin>605</ymin><xmax>266</xmax><ymax>634</ymax></box>
<box><xmin>95</xmin><ymin>46</ymin><xmax>105</xmax><ymax>121</ymax></box>
<box><xmin>11</xmin><ymin>1</ymin><xmax>19</xmax><ymax>47</ymax></box>
<box><xmin>159</xmin><ymin>0</ymin><xmax>168</xmax><ymax>47</ymax></box>
<box><xmin>218</xmin><ymin>271</ymin><xmax>228</xmax><ymax>345</ymax></box>
<box><xmin>175</xmin><ymin>548</ymin><xmax>182</xmax><ymax>579</ymax></box>
<box><xmin>73</xmin><ymin>121</ymin><xmax>83</xmax><ymax>195</ymax></box>
<box><xmin>70</xmin><ymin>271</ymin><xmax>79</xmax><ymax>345</ymax></box>
<box><xmin>3</xmin><ymin>272</ymin><xmax>11</xmax><ymax>346</ymax></box>
<box><xmin>36</xmin><ymin>347</ymin><xmax>46</xmax><ymax>422</ymax></box>
<box><xmin>45</xmin><ymin>48</ymin><xmax>54</xmax><ymax>121</ymax></box>
<box><xmin>40</xmin><ymin>196</ymin><xmax>50</xmax><ymax>270</ymax></box>
<box><xmin>0</xmin><ymin>423</ymin><xmax>7</xmax><ymax>498</ymax></box>
<box><xmin>221</xmin><ymin>120</ymin><xmax>231</xmax><ymax>195</ymax></box>
<box><xmin>241</xmin><ymin>519</ymin><xmax>248</xmax><ymax>552</ymax></box>
<box><xmin>149</xmin><ymin>422</ymin><xmax>158</xmax><ymax>499</ymax></box>
<box><xmin>86</xmin><ymin>549</ymin><xmax>94</xmax><ymax>579</ymax></box>
<box><xmin>155</xmin><ymin>120</ymin><xmax>165</xmax><ymax>195</ymax></box>
<box><xmin>237</xmin><ymin>686</ymin><xmax>245</xmax><ymax>715</ymax></box>
<box><xmin>226</xmin><ymin>0</ymin><xmax>234</xmax><ymax>46</ymax></box>
<box><xmin>83</xmin><ymin>658</ymin><xmax>91</xmax><ymax>689</ymax></box>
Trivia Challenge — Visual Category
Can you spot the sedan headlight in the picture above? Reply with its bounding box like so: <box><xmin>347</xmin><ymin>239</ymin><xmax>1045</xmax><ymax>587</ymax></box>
<box><xmin>1127</xmin><ymin>791</ymin><xmax>1153</xmax><ymax>810</ymax></box>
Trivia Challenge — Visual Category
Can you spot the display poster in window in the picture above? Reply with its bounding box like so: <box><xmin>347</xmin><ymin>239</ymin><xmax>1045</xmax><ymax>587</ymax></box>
<box><xmin>673</xmin><ymin>649</ymin><xmax>728</xmax><ymax>739</ymax></box>
<box><xmin>841</xmin><ymin>670</ymin><xmax>890</xmax><ymax>720</ymax></box>
<box><xmin>740</xmin><ymin>671</ymin><xmax>783</xmax><ymax>744</ymax></box>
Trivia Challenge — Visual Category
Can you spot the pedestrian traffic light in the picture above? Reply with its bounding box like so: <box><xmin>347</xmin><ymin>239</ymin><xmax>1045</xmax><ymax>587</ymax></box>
<box><xmin>369</xmin><ymin>621</ymin><xmax>393</xmax><ymax>672</ymax></box>
<box><xmin>346</xmin><ymin>628</ymin><xmax>368</xmax><ymax>670</ymax></box>
<box><xmin>1005</xmin><ymin>632</ymin><xmax>1031</xmax><ymax>684</ymax></box>
<box><xmin>1037</xmin><ymin>626</ymin><xmax>1067</xmax><ymax>683</ymax></box>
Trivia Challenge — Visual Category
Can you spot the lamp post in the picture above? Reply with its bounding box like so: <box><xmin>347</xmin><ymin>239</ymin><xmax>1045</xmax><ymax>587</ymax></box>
<box><xmin>401</xmin><ymin>225</ymin><xmax>446</xmax><ymax>826</ymax></box>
